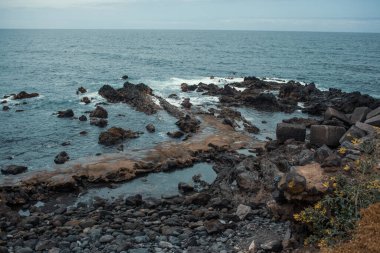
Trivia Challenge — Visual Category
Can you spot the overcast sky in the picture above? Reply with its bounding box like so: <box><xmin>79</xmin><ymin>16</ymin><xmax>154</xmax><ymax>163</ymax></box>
<box><xmin>0</xmin><ymin>0</ymin><xmax>379</xmax><ymax>32</ymax></box>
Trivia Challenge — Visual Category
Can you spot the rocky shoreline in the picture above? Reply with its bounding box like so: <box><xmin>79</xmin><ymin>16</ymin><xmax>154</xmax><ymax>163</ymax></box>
<box><xmin>1</xmin><ymin>76</ymin><xmax>380</xmax><ymax>253</ymax></box>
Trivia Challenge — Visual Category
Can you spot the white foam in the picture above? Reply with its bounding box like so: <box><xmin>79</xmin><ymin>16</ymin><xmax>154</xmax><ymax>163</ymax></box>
<box><xmin>233</xmin><ymin>87</ymin><xmax>246</xmax><ymax>92</ymax></box>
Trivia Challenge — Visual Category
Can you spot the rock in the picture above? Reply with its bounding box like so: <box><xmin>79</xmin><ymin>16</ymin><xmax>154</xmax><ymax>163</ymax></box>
<box><xmin>13</xmin><ymin>91</ymin><xmax>39</xmax><ymax>99</ymax></box>
<box><xmin>244</xmin><ymin>93</ymin><xmax>280</xmax><ymax>111</ymax></box>
<box><xmin>15</xmin><ymin>248</ymin><xmax>33</xmax><ymax>253</ymax></box>
<box><xmin>248</xmin><ymin>240</ymin><xmax>257</xmax><ymax>253</ymax></box>
<box><xmin>310</xmin><ymin>125</ymin><xmax>346</xmax><ymax>147</ymax></box>
<box><xmin>79</xmin><ymin>115</ymin><xmax>87</xmax><ymax>121</ymax></box>
<box><xmin>314</xmin><ymin>145</ymin><xmax>333</xmax><ymax>163</ymax></box>
<box><xmin>243</xmin><ymin>122</ymin><xmax>260</xmax><ymax>134</ymax></box>
<box><xmin>181</xmin><ymin>98</ymin><xmax>192</xmax><ymax>109</ymax></box>
<box><xmin>282</xmin><ymin>117</ymin><xmax>320</xmax><ymax>128</ymax></box>
<box><xmin>81</xmin><ymin>96</ymin><xmax>91</xmax><ymax>104</ymax></box>
<box><xmin>278</xmin><ymin>172</ymin><xmax>306</xmax><ymax>195</ymax></box>
<box><xmin>276</xmin><ymin>123</ymin><xmax>306</xmax><ymax>143</ymax></box>
<box><xmin>181</xmin><ymin>83</ymin><xmax>197</xmax><ymax>92</ymax></box>
<box><xmin>235</xmin><ymin>204</ymin><xmax>252</xmax><ymax>220</ymax></box>
<box><xmin>365</xmin><ymin>115</ymin><xmax>380</xmax><ymax>127</ymax></box>
<box><xmin>57</xmin><ymin>109</ymin><xmax>74</xmax><ymax>118</ymax></box>
<box><xmin>324</xmin><ymin>107</ymin><xmax>351</xmax><ymax>124</ymax></box>
<box><xmin>351</xmin><ymin>107</ymin><xmax>371</xmax><ymax>123</ymax></box>
<box><xmin>175</xmin><ymin>115</ymin><xmax>201</xmax><ymax>133</ymax></box>
<box><xmin>184</xmin><ymin>193</ymin><xmax>211</xmax><ymax>205</ymax></box>
<box><xmin>54</xmin><ymin>151</ymin><xmax>69</xmax><ymax>164</ymax></box>
<box><xmin>261</xmin><ymin>240</ymin><xmax>283</xmax><ymax>252</ymax></box>
<box><xmin>90</xmin><ymin>106</ymin><xmax>108</xmax><ymax>118</ymax></box>
<box><xmin>366</xmin><ymin>106</ymin><xmax>380</xmax><ymax>120</ymax></box>
<box><xmin>355</xmin><ymin>122</ymin><xmax>376</xmax><ymax>136</ymax></box>
<box><xmin>80</xmin><ymin>130</ymin><xmax>88</xmax><ymax>135</ymax></box>
<box><xmin>167</xmin><ymin>131</ymin><xmax>184</xmax><ymax>138</ymax></box>
<box><xmin>0</xmin><ymin>247</ymin><xmax>8</xmax><ymax>253</ymax></box>
<box><xmin>236</xmin><ymin>171</ymin><xmax>260</xmax><ymax>191</ymax></box>
<box><xmin>0</xmin><ymin>100</ymin><xmax>6</xmax><ymax>104</ymax></box>
<box><xmin>146</xmin><ymin>123</ymin><xmax>156</xmax><ymax>133</ymax></box>
<box><xmin>1</xmin><ymin>165</ymin><xmax>27</xmax><ymax>175</ymax></box>
<box><xmin>204</xmin><ymin>219</ymin><xmax>225</xmax><ymax>234</ymax></box>
<box><xmin>99</xmin><ymin>235</ymin><xmax>114</xmax><ymax>243</ymax></box>
<box><xmin>321</xmin><ymin>154</ymin><xmax>342</xmax><ymax>169</ymax></box>
<box><xmin>90</xmin><ymin>118</ymin><xmax>108</xmax><ymax>128</ymax></box>
<box><xmin>99</xmin><ymin>127</ymin><xmax>140</xmax><ymax>146</ymax></box>
<box><xmin>77</xmin><ymin>87</ymin><xmax>87</xmax><ymax>94</ymax></box>
<box><xmin>121</xmin><ymin>75</ymin><xmax>129</xmax><ymax>80</ymax></box>
<box><xmin>339</xmin><ymin>125</ymin><xmax>367</xmax><ymax>144</ymax></box>
<box><xmin>178</xmin><ymin>182</ymin><xmax>194</xmax><ymax>193</ymax></box>
<box><xmin>2</xmin><ymin>105</ymin><xmax>9</xmax><ymax>111</ymax></box>
<box><xmin>168</xmin><ymin>94</ymin><xmax>179</xmax><ymax>99</ymax></box>
<box><xmin>125</xmin><ymin>194</ymin><xmax>142</xmax><ymax>206</ymax></box>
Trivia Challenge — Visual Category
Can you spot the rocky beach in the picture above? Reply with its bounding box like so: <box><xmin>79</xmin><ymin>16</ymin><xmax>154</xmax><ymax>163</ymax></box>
<box><xmin>0</xmin><ymin>76</ymin><xmax>379</xmax><ymax>253</ymax></box>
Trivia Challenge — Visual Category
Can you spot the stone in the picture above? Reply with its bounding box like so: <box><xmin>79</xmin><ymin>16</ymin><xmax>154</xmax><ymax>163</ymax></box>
<box><xmin>99</xmin><ymin>127</ymin><xmax>140</xmax><ymax>146</ymax></box>
<box><xmin>184</xmin><ymin>193</ymin><xmax>211</xmax><ymax>205</ymax></box>
<box><xmin>278</xmin><ymin>172</ymin><xmax>306</xmax><ymax>195</ymax></box>
<box><xmin>276</xmin><ymin>123</ymin><xmax>306</xmax><ymax>143</ymax></box>
<box><xmin>1</xmin><ymin>165</ymin><xmax>27</xmax><ymax>175</ymax></box>
<box><xmin>57</xmin><ymin>109</ymin><xmax>74</xmax><ymax>118</ymax></box>
<box><xmin>236</xmin><ymin>171</ymin><xmax>260</xmax><ymax>191</ymax></box>
<box><xmin>81</xmin><ymin>96</ymin><xmax>91</xmax><ymax>104</ymax></box>
<box><xmin>79</xmin><ymin>115</ymin><xmax>87</xmax><ymax>121</ymax></box>
<box><xmin>0</xmin><ymin>247</ymin><xmax>8</xmax><ymax>253</ymax></box>
<box><xmin>261</xmin><ymin>240</ymin><xmax>283</xmax><ymax>252</ymax></box>
<box><xmin>125</xmin><ymin>194</ymin><xmax>143</xmax><ymax>206</ymax></box>
<box><xmin>121</xmin><ymin>75</ymin><xmax>129</xmax><ymax>80</ymax></box>
<box><xmin>99</xmin><ymin>235</ymin><xmax>114</xmax><ymax>243</ymax></box>
<box><xmin>324</xmin><ymin>107</ymin><xmax>351</xmax><ymax>124</ymax></box>
<box><xmin>339</xmin><ymin>125</ymin><xmax>367</xmax><ymax>144</ymax></box>
<box><xmin>178</xmin><ymin>182</ymin><xmax>194</xmax><ymax>193</ymax></box>
<box><xmin>2</xmin><ymin>105</ymin><xmax>9</xmax><ymax>111</ymax></box>
<box><xmin>365</xmin><ymin>115</ymin><xmax>380</xmax><ymax>127</ymax></box>
<box><xmin>90</xmin><ymin>106</ymin><xmax>108</xmax><ymax>118</ymax></box>
<box><xmin>54</xmin><ymin>151</ymin><xmax>70</xmax><ymax>164</ymax></box>
<box><xmin>146</xmin><ymin>123</ymin><xmax>155</xmax><ymax>133</ymax></box>
<box><xmin>310</xmin><ymin>125</ymin><xmax>346</xmax><ymax>147</ymax></box>
<box><xmin>181</xmin><ymin>98</ymin><xmax>192</xmax><ymax>109</ymax></box>
<box><xmin>366</xmin><ymin>106</ymin><xmax>380</xmax><ymax>120</ymax></box>
<box><xmin>90</xmin><ymin>118</ymin><xmax>108</xmax><ymax>128</ymax></box>
<box><xmin>15</xmin><ymin>248</ymin><xmax>33</xmax><ymax>253</ymax></box>
<box><xmin>351</xmin><ymin>107</ymin><xmax>371</xmax><ymax>123</ymax></box>
<box><xmin>77</xmin><ymin>87</ymin><xmax>87</xmax><ymax>94</ymax></box>
<box><xmin>13</xmin><ymin>91</ymin><xmax>39</xmax><ymax>99</ymax></box>
<box><xmin>175</xmin><ymin>115</ymin><xmax>201</xmax><ymax>133</ymax></box>
<box><xmin>314</xmin><ymin>145</ymin><xmax>333</xmax><ymax>163</ymax></box>
<box><xmin>248</xmin><ymin>240</ymin><xmax>257</xmax><ymax>253</ymax></box>
<box><xmin>167</xmin><ymin>131</ymin><xmax>184</xmax><ymax>138</ymax></box>
<box><xmin>355</xmin><ymin>122</ymin><xmax>376</xmax><ymax>136</ymax></box>
<box><xmin>204</xmin><ymin>219</ymin><xmax>225</xmax><ymax>234</ymax></box>
<box><xmin>235</xmin><ymin>204</ymin><xmax>252</xmax><ymax>220</ymax></box>
<box><xmin>321</xmin><ymin>154</ymin><xmax>342</xmax><ymax>169</ymax></box>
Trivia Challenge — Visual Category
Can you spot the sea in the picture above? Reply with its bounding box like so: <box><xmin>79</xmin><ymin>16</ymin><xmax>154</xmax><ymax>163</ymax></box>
<box><xmin>1</xmin><ymin>29</ymin><xmax>380</xmax><ymax>173</ymax></box>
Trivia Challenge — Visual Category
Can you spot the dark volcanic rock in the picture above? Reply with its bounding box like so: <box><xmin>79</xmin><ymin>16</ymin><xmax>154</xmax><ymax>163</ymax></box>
<box><xmin>366</xmin><ymin>107</ymin><xmax>380</xmax><ymax>120</ymax></box>
<box><xmin>244</xmin><ymin>93</ymin><xmax>280</xmax><ymax>111</ymax></box>
<box><xmin>351</xmin><ymin>107</ymin><xmax>371</xmax><ymax>123</ymax></box>
<box><xmin>77</xmin><ymin>87</ymin><xmax>87</xmax><ymax>94</ymax></box>
<box><xmin>54</xmin><ymin>152</ymin><xmax>70</xmax><ymax>164</ymax></box>
<box><xmin>121</xmin><ymin>75</ymin><xmax>129</xmax><ymax>80</ymax></box>
<box><xmin>310</xmin><ymin>125</ymin><xmax>346</xmax><ymax>147</ymax></box>
<box><xmin>2</xmin><ymin>105</ymin><xmax>10</xmax><ymax>111</ymax></box>
<box><xmin>167</xmin><ymin>131</ymin><xmax>184</xmax><ymax>138</ymax></box>
<box><xmin>324</xmin><ymin>107</ymin><xmax>351</xmax><ymax>125</ymax></box>
<box><xmin>125</xmin><ymin>194</ymin><xmax>143</xmax><ymax>206</ymax></box>
<box><xmin>365</xmin><ymin>115</ymin><xmax>380</xmax><ymax>127</ymax></box>
<box><xmin>146</xmin><ymin>123</ymin><xmax>156</xmax><ymax>133</ymax></box>
<box><xmin>81</xmin><ymin>96</ymin><xmax>91</xmax><ymax>104</ymax></box>
<box><xmin>99</xmin><ymin>127</ymin><xmax>140</xmax><ymax>146</ymax></box>
<box><xmin>314</xmin><ymin>145</ymin><xmax>333</xmax><ymax>163</ymax></box>
<box><xmin>181</xmin><ymin>83</ymin><xmax>197</xmax><ymax>92</ymax></box>
<box><xmin>90</xmin><ymin>106</ymin><xmax>108</xmax><ymax>118</ymax></box>
<box><xmin>79</xmin><ymin>115</ymin><xmax>87</xmax><ymax>121</ymax></box>
<box><xmin>181</xmin><ymin>98</ymin><xmax>192</xmax><ymax>109</ymax></box>
<box><xmin>178</xmin><ymin>182</ymin><xmax>194</xmax><ymax>193</ymax></box>
<box><xmin>282</xmin><ymin>117</ymin><xmax>321</xmax><ymax>128</ymax></box>
<box><xmin>157</xmin><ymin>97</ymin><xmax>185</xmax><ymax>119</ymax></box>
<box><xmin>276</xmin><ymin>123</ymin><xmax>306</xmax><ymax>143</ymax></box>
<box><xmin>90</xmin><ymin>118</ymin><xmax>108</xmax><ymax>127</ymax></box>
<box><xmin>57</xmin><ymin>109</ymin><xmax>74</xmax><ymax>118</ymax></box>
<box><xmin>168</xmin><ymin>94</ymin><xmax>179</xmax><ymax>99</ymax></box>
<box><xmin>1</xmin><ymin>165</ymin><xmax>27</xmax><ymax>175</ymax></box>
<box><xmin>13</xmin><ymin>91</ymin><xmax>39</xmax><ymax>99</ymax></box>
<box><xmin>175</xmin><ymin>115</ymin><xmax>201</xmax><ymax>133</ymax></box>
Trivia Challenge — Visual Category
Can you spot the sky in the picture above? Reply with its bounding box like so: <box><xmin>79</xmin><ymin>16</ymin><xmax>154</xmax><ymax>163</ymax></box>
<box><xmin>0</xmin><ymin>0</ymin><xmax>379</xmax><ymax>32</ymax></box>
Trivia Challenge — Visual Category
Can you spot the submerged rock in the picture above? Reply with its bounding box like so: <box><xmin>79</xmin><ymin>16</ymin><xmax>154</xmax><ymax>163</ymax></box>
<box><xmin>77</xmin><ymin>87</ymin><xmax>87</xmax><ymax>94</ymax></box>
<box><xmin>121</xmin><ymin>75</ymin><xmax>129</xmax><ymax>80</ymax></box>
<box><xmin>81</xmin><ymin>96</ymin><xmax>91</xmax><ymax>104</ymax></box>
<box><xmin>1</xmin><ymin>165</ymin><xmax>27</xmax><ymax>175</ymax></box>
<box><xmin>2</xmin><ymin>105</ymin><xmax>10</xmax><ymax>111</ymax></box>
<box><xmin>54</xmin><ymin>152</ymin><xmax>70</xmax><ymax>164</ymax></box>
<box><xmin>90</xmin><ymin>106</ymin><xmax>108</xmax><ymax>118</ymax></box>
<box><xmin>175</xmin><ymin>115</ymin><xmax>201</xmax><ymax>133</ymax></box>
<box><xmin>167</xmin><ymin>131</ymin><xmax>184</xmax><ymax>138</ymax></box>
<box><xmin>90</xmin><ymin>118</ymin><xmax>108</xmax><ymax>127</ymax></box>
<box><xmin>57</xmin><ymin>109</ymin><xmax>74</xmax><ymax>118</ymax></box>
<box><xmin>146</xmin><ymin>123</ymin><xmax>156</xmax><ymax>133</ymax></box>
<box><xmin>99</xmin><ymin>127</ymin><xmax>140</xmax><ymax>146</ymax></box>
<box><xmin>13</xmin><ymin>91</ymin><xmax>39</xmax><ymax>99</ymax></box>
<box><xmin>181</xmin><ymin>98</ymin><xmax>192</xmax><ymax>109</ymax></box>
<box><xmin>79</xmin><ymin>115</ymin><xmax>87</xmax><ymax>121</ymax></box>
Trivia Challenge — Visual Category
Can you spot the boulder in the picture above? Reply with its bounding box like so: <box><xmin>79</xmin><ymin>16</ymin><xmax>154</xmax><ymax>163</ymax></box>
<box><xmin>2</xmin><ymin>106</ymin><xmax>10</xmax><ymax>111</ymax></box>
<box><xmin>282</xmin><ymin>117</ymin><xmax>320</xmax><ymax>128</ymax></box>
<box><xmin>54</xmin><ymin>152</ymin><xmax>69</xmax><ymax>164</ymax></box>
<box><xmin>90</xmin><ymin>118</ymin><xmax>108</xmax><ymax>128</ymax></box>
<box><xmin>276</xmin><ymin>123</ymin><xmax>306</xmax><ymax>143</ymax></box>
<box><xmin>77</xmin><ymin>87</ymin><xmax>87</xmax><ymax>94</ymax></box>
<box><xmin>310</xmin><ymin>125</ymin><xmax>346</xmax><ymax>147</ymax></box>
<box><xmin>351</xmin><ymin>107</ymin><xmax>371</xmax><ymax>123</ymax></box>
<box><xmin>236</xmin><ymin>171</ymin><xmax>261</xmax><ymax>191</ymax></box>
<box><xmin>168</xmin><ymin>94</ymin><xmax>179</xmax><ymax>99</ymax></box>
<box><xmin>146</xmin><ymin>123</ymin><xmax>156</xmax><ymax>133</ymax></box>
<box><xmin>175</xmin><ymin>115</ymin><xmax>201</xmax><ymax>133</ymax></box>
<box><xmin>321</xmin><ymin>154</ymin><xmax>342</xmax><ymax>170</ymax></box>
<box><xmin>184</xmin><ymin>192</ymin><xmax>211</xmax><ymax>205</ymax></box>
<box><xmin>90</xmin><ymin>106</ymin><xmax>108</xmax><ymax>118</ymax></box>
<box><xmin>167</xmin><ymin>131</ymin><xmax>184</xmax><ymax>138</ymax></box>
<box><xmin>81</xmin><ymin>96</ymin><xmax>91</xmax><ymax>104</ymax></box>
<box><xmin>57</xmin><ymin>109</ymin><xmax>74</xmax><ymax>118</ymax></box>
<box><xmin>339</xmin><ymin>125</ymin><xmax>367</xmax><ymax>144</ymax></box>
<box><xmin>125</xmin><ymin>194</ymin><xmax>143</xmax><ymax>206</ymax></box>
<box><xmin>244</xmin><ymin>93</ymin><xmax>280</xmax><ymax>111</ymax></box>
<box><xmin>1</xmin><ymin>165</ymin><xmax>27</xmax><ymax>175</ymax></box>
<box><xmin>98</xmin><ymin>127</ymin><xmax>140</xmax><ymax>146</ymax></box>
<box><xmin>365</xmin><ymin>115</ymin><xmax>380</xmax><ymax>127</ymax></box>
<box><xmin>236</xmin><ymin>204</ymin><xmax>252</xmax><ymax>220</ymax></box>
<box><xmin>181</xmin><ymin>83</ymin><xmax>197</xmax><ymax>92</ymax></box>
<box><xmin>181</xmin><ymin>98</ymin><xmax>192</xmax><ymax>109</ymax></box>
<box><xmin>366</xmin><ymin>106</ymin><xmax>380</xmax><ymax>120</ymax></box>
<box><xmin>355</xmin><ymin>122</ymin><xmax>376</xmax><ymax>136</ymax></box>
<box><xmin>178</xmin><ymin>182</ymin><xmax>194</xmax><ymax>193</ymax></box>
<box><xmin>278</xmin><ymin>172</ymin><xmax>306</xmax><ymax>195</ymax></box>
<box><xmin>324</xmin><ymin>107</ymin><xmax>351</xmax><ymax>124</ymax></box>
<box><xmin>204</xmin><ymin>219</ymin><xmax>226</xmax><ymax>234</ymax></box>
<box><xmin>314</xmin><ymin>145</ymin><xmax>333</xmax><ymax>163</ymax></box>
<box><xmin>121</xmin><ymin>75</ymin><xmax>129</xmax><ymax>80</ymax></box>
<box><xmin>79</xmin><ymin>115</ymin><xmax>87</xmax><ymax>121</ymax></box>
<box><xmin>13</xmin><ymin>91</ymin><xmax>39</xmax><ymax>99</ymax></box>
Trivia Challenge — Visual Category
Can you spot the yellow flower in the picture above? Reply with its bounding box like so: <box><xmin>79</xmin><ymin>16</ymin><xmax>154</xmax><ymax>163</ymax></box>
<box><xmin>343</xmin><ymin>165</ymin><xmax>350</xmax><ymax>171</ymax></box>
<box><xmin>351</xmin><ymin>138</ymin><xmax>361</xmax><ymax>145</ymax></box>
<box><xmin>321</xmin><ymin>208</ymin><xmax>327</xmax><ymax>215</ymax></box>
<box><xmin>322</xmin><ymin>181</ymin><xmax>329</xmax><ymax>188</ymax></box>
<box><xmin>329</xmin><ymin>176</ymin><xmax>336</xmax><ymax>182</ymax></box>
<box><xmin>325</xmin><ymin>229</ymin><xmax>332</xmax><ymax>235</ymax></box>
<box><xmin>355</xmin><ymin>159</ymin><xmax>360</xmax><ymax>167</ymax></box>
<box><xmin>367</xmin><ymin>180</ymin><xmax>380</xmax><ymax>190</ymax></box>
<box><xmin>293</xmin><ymin>213</ymin><xmax>301</xmax><ymax>221</ymax></box>
<box><xmin>338</xmin><ymin>147</ymin><xmax>347</xmax><ymax>155</ymax></box>
<box><xmin>314</xmin><ymin>201</ymin><xmax>322</xmax><ymax>210</ymax></box>
<box><xmin>332</xmin><ymin>182</ymin><xmax>337</xmax><ymax>188</ymax></box>
<box><xmin>318</xmin><ymin>239</ymin><xmax>328</xmax><ymax>248</ymax></box>
<box><xmin>288</xmin><ymin>180</ymin><xmax>295</xmax><ymax>189</ymax></box>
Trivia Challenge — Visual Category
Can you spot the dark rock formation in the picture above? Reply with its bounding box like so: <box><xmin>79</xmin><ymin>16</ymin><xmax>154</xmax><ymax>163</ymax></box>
<box><xmin>79</xmin><ymin>115</ymin><xmax>87</xmax><ymax>121</ymax></box>
<box><xmin>2</xmin><ymin>106</ymin><xmax>10</xmax><ymax>111</ymax></box>
<box><xmin>81</xmin><ymin>96</ymin><xmax>91</xmax><ymax>104</ymax></box>
<box><xmin>310</xmin><ymin>125</ymin><xmax>346</xmax><ymax>147</ymax></box>
<box><xmin>57</xmin><ymin>109</ymin><xmax>74</xmax><ymax>118</ymax></box>
<box><xmin>121</xmin><ymin>75</ymin><xmax>129</xmax><ymax>80</ymax></box>
<box><xmin>176</xmin><ymin>115</ymin><xmax>201</xmax><ymax>133</ymax></box>
<box><xmin>99</xmin><ymin>127</ymin><xmax>140</xmax><ymax>146</ymax></box>
<box><xmin>90</xmin><ymin>106</ymin><xmax>108</xmax><ymax>118</ymax></box>
<box><xmin>276</xmin><ymin>123</ymin><xmax>306</xmax><ymax>143</ymax></box>
<box><xmin>13</xmin><ymin>91</ymin><xmax>39</xmax><ymax>100</ymax></box>
<box><xmin>1</xmin><ymin>165</ymin><xmax>27</xmax><ymax>175</ymax></box>
<box><xmin>146</xmin><ymin>124</ymin><xmax>156</xmax><ymax>133</ymax></box>
<box><xmin>167</xmin><ymin>131</ymin><xmax>185</xmax><ymax>138</ymax></box>
<box><xmin>181</xmin><ymin>98</ymin><xmax>192</xmax><ymax>109</ymax></box>
<box><xmin>54</xmin><ymin>152</ymin><xmax>70</xmax><ymax>164</ymax></box>
<box><xmin>90</xmin><ymin>118</ymin><xmax>108</xmax><ymax>128</ymax></box>
<box><xmin>77</xmin><ymin>87</ymin><xmax>87</xmax><ymax>94</ymax></box>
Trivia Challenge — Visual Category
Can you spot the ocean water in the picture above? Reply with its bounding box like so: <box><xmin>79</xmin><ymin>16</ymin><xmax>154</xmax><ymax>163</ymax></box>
<box><xmin>0</xmin><ymin>30</ymin><xmax>380</xmax><ymax>172</ymax></box>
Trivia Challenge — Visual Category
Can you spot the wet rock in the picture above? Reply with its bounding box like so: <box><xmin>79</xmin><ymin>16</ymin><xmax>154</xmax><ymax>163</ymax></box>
<box><xmin>99</xmin><ymin>127</ymin><xmax>140</xmax><ymax>146</ymax></box>
<box><xmin>324</xmin><ymin>107</ymin><xmax>351</xmax><ymax>125</ymax></box>
<box><xmin>157</xmin><ymin>97</ymin><xmax>184</xmax><ymax>119</ymax></box>
<box><xmin>276</xmin><ymin>123</ymin><xmax>306</xmax><ymax>143</ymax></box>
<box><xmin>366</xmin><ymin>106</ymin><xmax>380</xmax><ymax>120</ymax></box>
<box><xmin>80</xmin><ymin>131</ymin><xmax>87</xmax><ymax>135</ymax></box>
<box><xmin>54</xmin><ymin>151</ymin><xmax>70</xmax><ymax>164</ymax></box>
<box><xmin>178</xmin><ymin>182</ymin><xmax>194</xmax><ymax>193</ymax></box>
<box><xmin>351</xmin><ymin>107</ymin><xmax>371</xmax><ymax>123</ymax></box>
<box><xmin>2</xmin><ymin>105</ymin><xmax>10</xmax><ymax>111</ymax></box>
<box><xmin>78</xmin><ymin>115</ymin><xmax>87</xmax><ymax>121</ymax></box>
<box><xmin>168</xmin><ymin>94</ymin><xmax>179</xmax><ymax>99</ymax></box>
<box><xmin>181</xmin><ymin>98</ymin><xmax>192</xmax><ymax>109</ymax></box>
<box><xmin>235</xmin><ymin>204</ymin><xmax>252</xmax><ymax>220</ymax></box>
<box><xmin>181</xmin><ymin>83</ymin><xmax>197</xmax><ymax>92</ymax></box>
<box><xmin>81</xmin><ymin>96</ymin><xmax>91</xmax><ymax>104</ymax></box>
<box><xmin>244</xmin><ymin>93</ymin><xmax>280</xmax><ymax>111</ymax></box>
<box><xmin>236</xmin><ymin>171</ymin><xmax>260</xmax><ymax>191</ymax></box>
<box><xmin>0</xmin><ymin>100</ymin><xmax>6</xmax><ymax>104</ymax></box>
<box><xmin>77</xmin><ymin>87</ymin><xmax>87</xmax><ymax>94</ymax></box>
<box><xmin>99</xmin><ymin>235</ymin><xmax>114</xmax><ymax>243</ymax></box>
<box><xmin>89</xmin><ymin>106</ymin><xmax>108</xmax><ymax>118</ymax></box>
<box><xmin>125</xmin><ymin>194</ymin><xmax>143</xmax><ymax>206</ymax></box>
<box><xmin>310</xmin><ymin>125</ymin><xmax>346</xmax><ymax>147</ymax></box>
<box><xmin>314</xmin><ymin>145</ymin><xmax>333</xmax><ymax>163</ymax></box>
<box><xmin>339</xmin><ymin>125</ymin><xmax>367</xmax><ymax>144</ymax></box>
<box><xmin>244</xmin><ymin>122</ymin><xmax>260</xmax><ymax>134</ymax></box>
<box><xmin>167</xmin><ymin>131</ymin><xmax>184</xmax><ymax>138</ymax></box>
<box><xmin>90</xmin><ymin>118</ymin><xmax>108</xmax><ymax>128</ymax></box>
<box><xmin>1</xmin><ymin>165</ymin><xmax>27</xmax><ymax>175</ymax></box>
<box><xmin>121</xmin><ymin>75</ymin><xmax>129</xmax><ymax>80</ymax></box>
<box><xmin>365</xmin><ymin>115</ymin><xmax>380</xmax><ymax>127</ymax></box>
<box><xmin>13</xmin><ymin>91</ymin><xmax>39</xmax><ymax>99</ymax></box>
<box><xmin>146</xmin><ymin>123</ymin><xmax>156</xmax><ymax>133</ymax></box>
<box><xmin>175</xmin><ymin>115</ymin><xmax>201</xmax><ymax>133</ymax></box>
<box><xmin>184</xmin><ymin>193</ymin><xmax>211</xmax><ymax>205</ymax></box>
<box><xmin>61</xmin><ymin>141</ymin><xmax>71</xmax><ymax>146</ymax></box>
<box><xmin>57</xmin><ymin>109</ymin><xmax>74</xmax><ymax>118</ymax></box>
